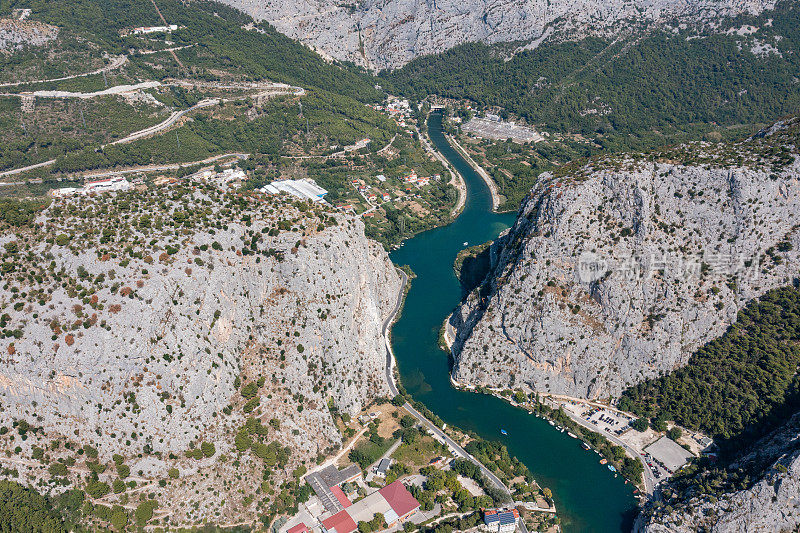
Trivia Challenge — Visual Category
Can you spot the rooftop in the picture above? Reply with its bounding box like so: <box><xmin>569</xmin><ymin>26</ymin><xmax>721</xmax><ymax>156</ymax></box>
<box><xmin>322</xmin><ymin>509</ymin><xmax>357</xmax><ymax>533</ymax></box>
<box><xmin>645</xmin><ymin>435</ymin><xmax>694</xmax><ymax>471</ymax></box>
<box><xmin>379</xmin><ymin>480</ymin><xmax>420</xmax><ymax>518</ymax></box>
<box><xmin>330</xmin><ymin>485</ymin><xmax>352</xmax><ymax>509</ymax></box>
<box><xmin>263</xmin><ymin>179</ymin><xmax>327</xmax><ymax>203</ymax></box>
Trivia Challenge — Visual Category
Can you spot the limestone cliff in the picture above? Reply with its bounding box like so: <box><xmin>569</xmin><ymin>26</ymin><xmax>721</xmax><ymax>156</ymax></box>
<box><xmin>450</xmin><ymin>118</ymin><xmax>800</xmax><ymax>400</ymax></box>
<box><xmin>0</xmin><ymin>180</ymin><xmax>400</xmax><ymax>524</ymax></box>
<box><xmin>219</xmin><ymin>0</ymin><xmax>775</xmax><ymax>70</ymax></box>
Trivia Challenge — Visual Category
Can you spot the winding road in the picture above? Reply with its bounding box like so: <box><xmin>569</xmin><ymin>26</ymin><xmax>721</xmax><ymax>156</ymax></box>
<box><xmin>380</xmin><ymin>270</ymin><xmax>516</xmax><ymax>504</ymax></box>
<box><xmin>0</xmin><ymin>82</ymin><xmax>302</xmax><ymax>179</ymax></box>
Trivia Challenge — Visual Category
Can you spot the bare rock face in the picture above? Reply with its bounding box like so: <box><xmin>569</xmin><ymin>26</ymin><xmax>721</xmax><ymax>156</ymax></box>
<box><xmin>219</xmin><ymin>0</ymin><xmax>775</xmax><ymax>70</ymax></box>
<box><xmin>640</xmin><ymin>411</ymin><xmax>800</xmax><ymax>532</ymax></box>
<box><xmin>0</xmin><ymin>19</ymin><xmax>58</xmax><ymax>50</ymax></box>
<box><xmin>450</xmin><ymin>120</ymin><xmax>800</xmax><ymax>400</ymax></box>
<box><xmin>0</xmin><ymin>181</ymin><xmax>399</xmax><ymax>523</ymax></box>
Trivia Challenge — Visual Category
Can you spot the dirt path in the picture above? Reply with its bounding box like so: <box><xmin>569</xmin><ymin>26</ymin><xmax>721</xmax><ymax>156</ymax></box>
<box><xmin>148</xmin><ymin>0</ymin><xmax>186</xmax><ymax>69</ymax></box>
<box><xmin>0</xmin><ymin>55</ymin><xmax>128</xmax><ymax>88</ymax></box>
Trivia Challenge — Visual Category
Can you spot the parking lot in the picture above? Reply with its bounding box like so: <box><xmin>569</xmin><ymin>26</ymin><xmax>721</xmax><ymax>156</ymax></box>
<box><xmin>643</xmin><ymin>436</ymin><xmax>694</xmax><ymax>480</ymax></box>
<box><xmin>583</xmin><ymin>407</ymin><xmax>634</xmax><ymax>437</ymax></box>
<box><xmin>462</xmin><ymin>117</ymin><xmax>544</xmax><ymax>143</ymax></box>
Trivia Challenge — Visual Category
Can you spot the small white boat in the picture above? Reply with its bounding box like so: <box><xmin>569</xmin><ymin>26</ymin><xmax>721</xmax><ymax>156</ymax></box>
<box><xmin>463</xmin><ymin>241</ymin><xmax>468</xmax><ymax>246</ymax></box>
<box><xmin>567</xmin><ymin>432</ymin><xmax>578</xmax><ymax>439</ymax></box>
<box><xmin>548</xmin><ymin>420</ymin><xmax>555</xmax><ymax>426</ymax></box>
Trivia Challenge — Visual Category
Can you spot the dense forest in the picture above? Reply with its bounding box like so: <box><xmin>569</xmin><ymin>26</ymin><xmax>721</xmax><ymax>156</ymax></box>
<box><xmin>619</xmin><ymin>284</ymin><xmax>800</xmax><ymax>453</ymax></box>
<box><xmin>0</xmin><ymin>480</ymin><xmax>67</xmax><ymax>532</ymax></box>
<box><xmin>384</xmin><ymin>1</ymin><xmax>800</xmax><ymax>148</ymax></box>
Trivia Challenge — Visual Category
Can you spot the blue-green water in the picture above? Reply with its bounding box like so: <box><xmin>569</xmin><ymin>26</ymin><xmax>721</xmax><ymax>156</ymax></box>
<box><xmin>389</xmin><ymin>112</ymin><xmax>638</xmax><ymax>532</ymax></box>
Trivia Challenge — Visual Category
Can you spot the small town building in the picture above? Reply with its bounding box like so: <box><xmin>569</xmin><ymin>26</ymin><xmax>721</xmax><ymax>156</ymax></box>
<box><xmin>84</xmin><ymin>176</ymin><xmax>132</xmax><ymax>194</ymax></box>
<box><xmin>428</xmin><ymin>456</ymin><xmax>446</xmax><ymax>467</ymax></box>
<box><xmin>286</xmin><ymin>523</ymin><xmax>309</xmax><ymax>533</ymax></box>
<box><xmin>481</xmin><ymin>508</ymin><xmax>519</xmax><ymax>533</ymax></box>
<box><xmin>130</xmin><ymin>24</ymin><xmax>179</xmax><ymax>34</ymax></box>
<box><xmin>307</xmin><ymin>464</ymin><xmax>363</xmax><ymax>514</ymax></box>
<box><xmin>262</xmin><ymin>179</ymin><xmax>328</xmax><ymax>203</ymax></box>
<box><xmin>373</xmin><ymin>458</ymin><xmax>392</xmax><ymax>477</ymax></box>
<box><xmin>217</xmin><ymin>167</ymin><xmax>247</xmax><ymax>184</ymax></box>
<box><xmin>321</xmin><ymin>481</ymin><xmax>420</xmax><ymax>533</ymax></box>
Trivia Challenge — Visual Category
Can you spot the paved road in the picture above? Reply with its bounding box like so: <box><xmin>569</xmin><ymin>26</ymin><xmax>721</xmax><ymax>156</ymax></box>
<box><xmin>382</xmin><ymin>269</ymin><xmax>407</xmax><ymax>397</ymax></box>
<box><xmin>0</xmin><ymin>80</ymin><xmax>300</xmax><ymax>179</ymax></box>
<box><xmin>80</xmin><ymin>153</ymin><xmax>250</xmax><ymax>179</ymax></box>
<box><xmin>0</xmin><ymin>158</ymin><xmax>57</xmax><ymax>178</ymax></box>
<box><xmin>15</xmin><ymin>80</ymin><xmax>161</xmax><ymax>100</ymax></box>
<box><xmin>107</xmin><ymin>98</ymin><xmax>218</xmax><ymax>146</ymax></box>
<box><xmin>558</xmin><ymin>405</ymin><xmax>655</xmax><ymax>495</ymax></box>
<box><xmin>401</xmin><ymin>401</ymin><xmax>512</xmax><ymax>500</ymax></box>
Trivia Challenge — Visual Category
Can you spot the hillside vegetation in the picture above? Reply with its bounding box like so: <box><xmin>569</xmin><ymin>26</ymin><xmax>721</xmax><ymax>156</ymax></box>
<box><xmin>6</xmin><ymin>0</ymin><xmax>379</xmax><ymax>102</ymax></box>
<box><xmin>385</xmin><ymin>1</ymin><xmax>800</xmax><ymax>150</ymax></box>
<box><xmin>620</xmin><ymin>284</ymin><xmax>800</xmax><ymax>451</ymax></box>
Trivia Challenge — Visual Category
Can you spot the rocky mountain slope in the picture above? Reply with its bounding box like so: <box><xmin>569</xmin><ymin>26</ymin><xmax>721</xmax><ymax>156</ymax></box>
<box><xmin>0</xmin><ymin>18</ymin><xmax>58</xmax><ymax>50</ymax></box>
<box><xmin>0</xmin><ymin>179</ymin><xmax>400</xmax><ymax>526</ymax></box>
<box><xmin>640</xmin><ymin>409</ymin><xmax>800</xmax><ymax>532</ymax></box>
<box><xmin>218</xmin><ymin>0</ymin><xmax>775</xmax><ymax>70</ymax></box>
<box><xmin>450</xmin><ymin>118</ymin><xmax>800</xmax><ymax>400</ymax></box>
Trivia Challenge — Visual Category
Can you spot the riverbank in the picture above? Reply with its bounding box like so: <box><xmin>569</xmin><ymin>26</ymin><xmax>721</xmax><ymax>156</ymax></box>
<box><xmin>416</xmin><ymin>122</ymin><xmax>466</xmax><ymax>218</ymax></box>
<box><xmin>382</xmin><ymin>266</ymin><xmax>413</xmax><ymax>396</ymax></box>
<box><xmin>449</xmin><ymin>380</ymin><xmax>648</xmax><ymax>492</ymax></box>
<box><xmin>445</xmin><ymin>133</ymin><xmax>502</xmax><ymax>212</ymax></box>
<box><xmin>389</xmin><ymin>111</ymin><xmax>637</xmax><ymax>532</ymax></box>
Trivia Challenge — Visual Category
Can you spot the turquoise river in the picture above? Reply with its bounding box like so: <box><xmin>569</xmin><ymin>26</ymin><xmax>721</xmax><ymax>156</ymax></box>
<box><xmin>388</xmin><ymin>112</ymin><xmax>638</xmax><ymax>532</ymax></box>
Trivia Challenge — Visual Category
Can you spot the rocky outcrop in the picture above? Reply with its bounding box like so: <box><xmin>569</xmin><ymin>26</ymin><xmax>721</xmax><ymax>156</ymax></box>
<box><xmin>0</xmin><ymin>180</ymin><xmax>400</xmax><ymax>523</ymax></box>
<box><xmin>450</xmin><ymin>119</ymin><xmax>800</xmax><ymax>400</ymax></box>
<box><xmin>220</xmin><ymin>0</ymin><xmax>775</xmax><ymax>70</ymax></box>
<box><xmin>640</xmin><ymin>410</ymin><xmax>800</xmax><ymax>532</ymax></box>
<box><xmin>0</xmin><ymin>19</ymin><xmax>58</xmax><ymax>50</ymax></box>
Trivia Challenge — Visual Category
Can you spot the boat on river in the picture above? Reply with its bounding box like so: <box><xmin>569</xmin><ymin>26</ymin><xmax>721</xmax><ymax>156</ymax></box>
<box><xmin>608</xmin><ymin>465</ymin><xmax>617</xmax><ymax>472</ymax></box>
<box><xmin>500</xmin><ymin>429</ymin><xmax>508</xmax><ymax>435</ymax></box>
<box><xmin>567</xmin><ymin>431</ymin><xmax>577</xmax><ymax>438</ymax></box>
<box><xmin>581</xmin><ymin>443</ymin><xmax>591</xmax><ymax>450</ymax></box>
<box><xmin>600</xmin><ymin>459</ymin><xmax>608</xmax><ymax>465</ymax></box>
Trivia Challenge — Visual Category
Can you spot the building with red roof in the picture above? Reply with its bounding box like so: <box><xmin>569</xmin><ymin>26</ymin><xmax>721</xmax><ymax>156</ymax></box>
<box><xmin>287</xmin><ymin>523</ymin><xmax>309</xmax><ymax>533</ymax></box>
<box><xmin>322</xmin><ymin>509</ymin><xmax>358</xmax><ymax>533</ymax></box>
<box><xmin>319</xmin><ymin>481</ymin><xmax>420</xmax><ymax>533</ymax></box>
<box><xmin>379</xmin><ymin>480</ymin><xmax>421</xmax><ymax>522</ymax></box>
<box><xmin>330</xmin><ymin>485</ymin><xmax>352</xmax><ymax>508</ymax></box>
